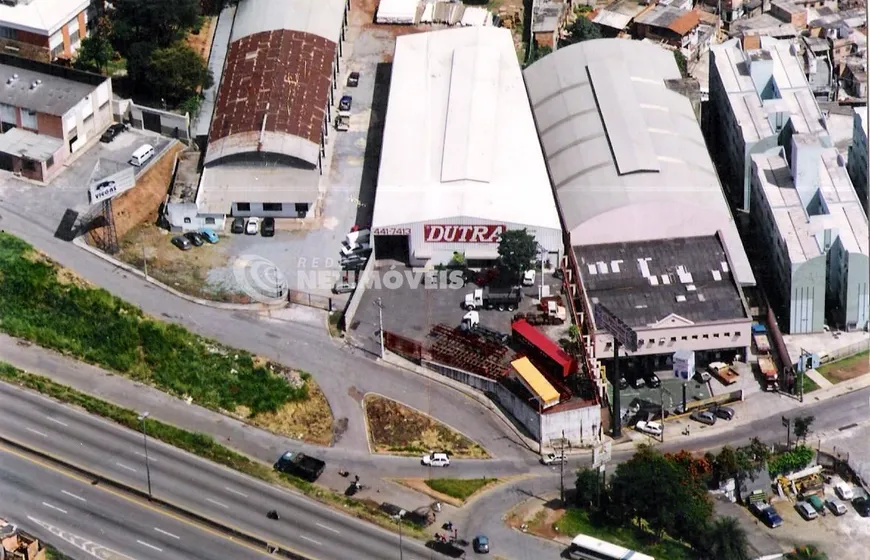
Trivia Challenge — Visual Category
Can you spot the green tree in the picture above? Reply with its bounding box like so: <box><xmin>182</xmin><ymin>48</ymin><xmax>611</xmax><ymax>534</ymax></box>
<box><xmin>674</xmin><ymin>50</ymin><xmax>688</xmax><ymax>78</ymax></box>
<box><xmin>525</xmin><ymin>45</ymin><xmax>552</xmax><ymax>67</ymax></box>
<box><xmin>701</xmin><ymin>516</ymin><xmax>751</xmax><ymax>560</ymax></box>
<box><xmin>145</xmin><ymin>43</ymin><xmax>214</xmax><ymax>106</ymax></box>
<box><xmin>712</xmin><ymin>446</ymin><xmax>755</xmax><ymax>503</ymax></box>
<box><xmin>74</xmin><ymin>33</ymin><xmax>115</xmax><ymax>74</ymax></box>
<box><xmin>786</xmin><ymin>545</ymin><xmax>828</xmax><ymax>560</ymax></box>
<box><xmin>793</xmin><ymin>415</ymin><xmax>815</xmax><ymax>443</ymax></box>
<box><xmin>111</xmin><ymin>0</ymin><xmax>200</xmax><ymax>54</ymax></box>
<box><xmin>560</xmin><ymin>17</ymin><xmax>601</xmax><ymax>47</ymax></box>
<box><xmin>574</xmin><ymin>467</ymin><xmax>602</xmax><ymax>509</ymax></box>
<box><xmin>608</xmin><ymin>444</ymin><xmax>712</xmax><ymax>539</ymax></box>
<box><xmin>496</xmin><ymin>229</ymin><xmax>537</xmax><ymax>283</ymax></box>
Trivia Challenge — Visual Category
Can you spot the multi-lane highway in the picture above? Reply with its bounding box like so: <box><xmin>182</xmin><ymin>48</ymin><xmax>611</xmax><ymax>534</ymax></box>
<box><xmin>0</xmin><ymin>446</ymin><xmax>264</xmax><ymax>560</ymax></box>
<box><xmin>0</xmin><ymin>382</ymin><xmax>440</xmax><ymax>560</ymax></box>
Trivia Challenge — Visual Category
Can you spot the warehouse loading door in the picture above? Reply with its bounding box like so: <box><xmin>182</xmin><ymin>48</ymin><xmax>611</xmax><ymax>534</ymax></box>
<box><xmin>374</xmin><ymin>235</ymin><xmax>410</xmax><ymax>264</ymax></box>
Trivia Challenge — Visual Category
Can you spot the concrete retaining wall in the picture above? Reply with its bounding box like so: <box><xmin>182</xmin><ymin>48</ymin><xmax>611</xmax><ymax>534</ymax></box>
<box><xmin>342</xmin><ymin>256</ymin><xmax>375</xmax><ymax>327</ymax></box>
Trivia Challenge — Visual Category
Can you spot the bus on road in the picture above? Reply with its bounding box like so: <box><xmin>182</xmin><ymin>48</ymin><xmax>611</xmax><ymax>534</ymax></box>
<box><xmin>567</xmin><ymin>534</ymin><xmax>655</xmax><ymax>560</ymax></box>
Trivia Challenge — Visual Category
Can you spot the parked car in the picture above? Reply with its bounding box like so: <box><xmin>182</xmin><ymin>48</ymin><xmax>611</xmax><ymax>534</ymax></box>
<box><xmin>694</xmin><ymin>370</ymin><xmax>712</xmax><ymax>383</ymax></box>
<box><xmin>690</xmin><ymin>410</ymin><xmax>717</xmax><ymax>426</ymax></box>
<box><xmin>171</xmin><ymin>235</ymin><xmax>192</xmax><ymax>251</ymax></box>
<box><xmin>853</xmin><ymin>496</ymin><xmax>870</xmax><ymax>517</ymax></box>
<box><xmin>262</xmin><ymin>217</ymin><xmax>275</xmax><ymax>237</ymax></box>
<box><xmin>184</xmin><ymin>231</ymin><xmax>204</xmax><ymax>247</ymax></box>
<box><xmin>332</xmin><ymin>280</ymin><xmax>357</xmax><ymax>294</ymax></box>
<box><xmin>341</xmin><ymin>254</ymin><xmax>368</xmax><ymax>269</ymax></box>
<box><xmin>628</xmin><ymin>373</ymin><xmax>646</xmax><ymax>389</ymax></box>
<box><xmin>835</xmin><ymin>482</ymin><xmax>854</xmax><ymax>500</ymax></box>
<box><xmin>421</xmin><ymin>452</ymin><xmax>450</xmax><ymax>467</ymax></box>
<box><xmin>643</xmin><ymin>372</ymin><xmax>661</xmax><ymax>388</ymax></box>
<box><xmin>199</xmin><ymin>228</ymin><xmax>219</xmax><ymax>244</ymax></box>
<box><xmin>540</xmin><ymin>452</ymin><xmax>565</xmax><ymax>465</ymax></box>
<box><xmin>245</xmin><ymin>217</ymin><xmax>260</xmax><ymax>235</ymax></box>
<box><xmin>231</xmin><ymin>217</ymin><xmax>245</xmax><ymax>234</ymax></box>
<box><xmin>100</xmin><ymin>123</ymin><xmax>126</xmax><ymax>143</ymax></box>
<box><xmin>750</xmin><ymin>501</ymin><xmax>783</xmax><ymax>528</ymax></box>
<box><xmin>806</xmin><ymin>494</ymin><xmax>826</xmax><ymax>513</ymax></box>
<box><xmin>618</xmin><ymin>376</ymin><xmax>628</xmax><ymax>390</ymax></box>
<box><xmin>796</xmin><ymin>501</ymin><xmax>818</xmax><ymax>521</ymax></box>
<box><xmin>828</xmin><ymin>499</ymin><xmax>847</xmax><ymax>516</ymax></box>
<box><xmin>522</xmin><ymin>270</ymin><xmax>536</xmax><ymax>286</ymax></box>
<box><xmin>711</xmin><ymin>405</ymin><xmax>735</xmax><ymax>420</ymax></box>
<box><xmin>472</xmin><ymin>535</ymin><xmax>490</xmax><ymax>554</ymax></box>
<box><xmin>635</xmin><ymin>420</ymin><xmax>662</xmax><ymax>437</ymax></box>
<box><xmin>339</xmin><ymin>95</ymin><xmax>352</xmax><ymax>112</ymax></box>
<box><xmin>346</xmin><ymin>71</ymin><xmax>360</xmax><ymax>87</ymax></box>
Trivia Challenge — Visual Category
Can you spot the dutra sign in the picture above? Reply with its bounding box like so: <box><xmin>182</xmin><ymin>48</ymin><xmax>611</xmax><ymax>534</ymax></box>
<box><xmin>423</xmin><ymin>224</ymin><xmax>505</xmax><ymax>243</ymax></box>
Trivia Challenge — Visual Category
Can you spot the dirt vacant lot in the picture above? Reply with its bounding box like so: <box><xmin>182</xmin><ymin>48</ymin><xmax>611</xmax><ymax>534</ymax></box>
<box><xmin>364</xmin><ymin>395</ymin><xmax>488</xmax><ymax>458</ymax></box>
<box><xmin>817</xmin><ymin>351</ymin><xmax>869</xmax><ymax>383</ymax></box>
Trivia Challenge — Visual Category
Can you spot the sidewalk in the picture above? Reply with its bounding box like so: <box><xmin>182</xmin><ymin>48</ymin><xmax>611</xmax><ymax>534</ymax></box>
<box><xmin>0</xmin><ymin>333</ymin><xmax>447</xmax><ymax>517</ymax></box>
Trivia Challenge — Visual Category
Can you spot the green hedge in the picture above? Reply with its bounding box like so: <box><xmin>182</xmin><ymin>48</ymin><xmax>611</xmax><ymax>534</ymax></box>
<box><xmin>0</xmin><ymin>232</ymin><xmax>301</xmax><ymax>416</ymax></box>
<box><xmin>768</xmin><ymin>446</ymin><xmax>815</xmax><ymax>476</ymax></box>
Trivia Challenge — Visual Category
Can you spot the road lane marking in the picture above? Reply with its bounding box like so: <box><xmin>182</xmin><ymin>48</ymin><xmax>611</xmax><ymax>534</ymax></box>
<box><xmin>0</xmin><ymin>441</ymin><xmax>325</xmax><ymax>560</ymax></box>
<box><xmin>115</xmin><ymin>462</ymin><xmax>137</xmax><ymax>473</ymax></box>
<box><xmin>26</xmin><ymin>428</ymin><xmax>48</xmax><ymax>438</ymax></box>
<box><xmin>137</xmin><ymin>540</ymin><xmax>163</xmax><ymax>552</ymax></box>
<box><xmin>46</xmin><ymin>417</ymin><xmax>69</xmax><ymax>427</ymax></box>
<box><xmin>315</xmin><ymin>522</ymin><xmax>340</xmax><ymax>534</ymax></box>
<box><xmin>299</xmin><ymin>535</ymin><xmax>322</xmax><ymax>546</ymax></box>
<box><xmin>41</xmin><ymin>502</ymin><xmax>67</xmax><ymax>514</ymax></box>
<box><xmin>135</xmin><ymin>451</ymin><xmax>157</xmax><ymax>462</ymax></box>
<box><xmin>225</xmin><ymin>487</ymin><xmax>248</xmax><ymax>497</ymax></box>
<box><xmin>206</xmin><ymin>498</ymin><xmax>229</xmax><ymax>509</ymax></box>
<box><xmin>61</xmin><ymin>490</ymin><xmax>86</xmax><ymax>502</ymax></box>
<box><xmin>154</xmin><ymin>528</ymin><xmax>180</xmax><ymax>539</ymax></box>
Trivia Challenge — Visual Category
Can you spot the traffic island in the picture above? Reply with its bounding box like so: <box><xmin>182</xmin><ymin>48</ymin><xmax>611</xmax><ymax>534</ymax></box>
<box><xmin>395</xmin><ymin>477</ymin><xmax>502</xmax><ymax>507</ymax></box>
<box><xmin>363</xmin><ymin>394</ymin><xmax>489</xmax><ymax>458</ymax></box>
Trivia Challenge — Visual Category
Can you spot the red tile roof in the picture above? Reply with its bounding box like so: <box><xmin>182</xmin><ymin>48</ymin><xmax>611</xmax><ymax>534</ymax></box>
<box><xmin>208</xmin><ymin>29</ymin><xmax>335</xmax><ymax>162</ymax></box>
<box><xmin>668</xmin><ymin>10</ymin><xmax>701</xmax><ymax>35</ymax></box>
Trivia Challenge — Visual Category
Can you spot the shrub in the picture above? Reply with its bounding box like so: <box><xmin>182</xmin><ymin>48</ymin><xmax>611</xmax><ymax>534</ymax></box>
<box><xmin>768</xmin><ymin>446</ymin><xmax>815</xmax><ymax>476</ymax></box>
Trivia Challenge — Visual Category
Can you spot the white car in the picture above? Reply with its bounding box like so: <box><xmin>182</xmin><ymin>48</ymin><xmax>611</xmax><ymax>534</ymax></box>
<box><xmin>522</xmin><ymin>270</ymin><xmax>536</xmax><ymax>286</ymax></box>
<box><xmin>835</xmin><ymin>482</ymin><xmax>854</xmax><ymax>500</ymax></box>
<box><xmin>540</xmin><ymin>452</ymin><xmax>566</xmax><ymax>465</ymax></box>
<box><xmin>635</xmin><ymin>420</ymin><xmax>663</xmax><ymax>437</ymax></box>
<box><xmin>245</xmin><ymin>217</ymin><xmax>260</xmax><ymax>235</ymax></box>
<box><xmin>421</xmin><ymin>452</ymin><xmax>450</xmax><ymax>467</ymax></box>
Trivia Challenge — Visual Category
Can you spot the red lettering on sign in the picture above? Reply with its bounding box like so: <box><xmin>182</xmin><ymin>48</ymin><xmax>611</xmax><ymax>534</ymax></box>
<box><xmin>423</xmin><ymin>224</ymin><xmax>505</xmax><ymax>243</ymax></box>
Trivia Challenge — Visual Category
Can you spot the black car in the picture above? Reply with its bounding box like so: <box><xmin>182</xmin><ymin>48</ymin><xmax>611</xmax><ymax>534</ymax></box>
<box><xmin>262</xmin><ymin>217</ymin><xmax>275</xmax><ymax>237</ymax></box>
<box><xmin>185</xmin><ymin>232</ymin><xmax>204</xmax><ymax>247</ymax></box>
<box><xmin>171</xmin><ymin>235</ymin><xmax>192</xmax><ymax>251</ymax></box>
<box><xmin>711</xmin><ymin>405</ymin><xmax>735</xmax><ymax>420</ymax></box>
<box><xmin>618</xmin><ymin>376</ymin><xmax>628</xmax><ymax>390</ymax></box>
<box><xmin>231</xmin><ymin>216</ymin><xmax>245</xmax><ymax>234</ymax></box>
<box><xmin>100</xmin><ymin>123</ymin><xmax>126</xmax><ymax>143</ymax></box>
<box><xmin>628</xmin><ymin>373</ymin><xmax>646</xmax><ymax>389</ymax></box>
<box><xmin>339</xmin><ymin>95</ymin><xmax>352</xmax><ymax>112</ymax></box>
<box><xmin>347</xmin><ymin>71</ymin><xmax>360</xmax><ymax>87</ymax></box>
<box><xmin>853</xmin><ymin>496</ymin><xmax>870</xmax><ymax>517</ymax></box>
<box><xmin>643</xmin><ymin>372</ymin><xmax>661</xmax><ymax>388</ymax></box>
<box><xmin>472</xmin><ymin>535</ymin><xmax>490</xmax><ymax>553</ymax></box>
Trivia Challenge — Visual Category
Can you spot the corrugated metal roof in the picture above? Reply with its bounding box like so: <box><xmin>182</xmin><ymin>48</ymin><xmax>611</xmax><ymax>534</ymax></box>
<box><xmin>523</xmin><ymin>38</ymin><xmax>755</xmax><ymax>286</ymax></box>
<box><xmin>205</xmin><ymin>29</ymin><xmax>334</xmax><ymax>167</ymax></box>
<box><xmin>197</xmin><ymin>164</ymin><xmax>320</xmax><ymax>214</ymax></box>
<box><xmin>230</xmin><ymin>0</ymin><xmax>346</xmax><ymax>44</ymax></box>
<box><xmin>511</xmin><ymin>357</ymin><xmax>560</xmax><ymax>405</ymax></box>
<box><xmin>372</xmin><ymin>27</ymin><xmax>560</xmax><ymax>230</ymax></box>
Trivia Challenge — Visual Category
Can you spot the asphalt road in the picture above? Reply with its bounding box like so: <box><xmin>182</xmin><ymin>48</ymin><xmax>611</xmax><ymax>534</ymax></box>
<box><xmin>0</xmin><ymin>383</ymin><xmax>444</xmax><ymax>560</ymax></box>
<box><xmin>0</xmin><ymin>444</ymin><xmax>264</xmax><ymax>560</ymax></box>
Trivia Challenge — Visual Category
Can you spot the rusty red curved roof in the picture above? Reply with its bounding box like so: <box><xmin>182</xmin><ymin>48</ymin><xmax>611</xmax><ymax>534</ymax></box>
<box><xmin>206</xmin><ymin>29</ymin><xmax>335</xmax><ymax>166</ymax></box>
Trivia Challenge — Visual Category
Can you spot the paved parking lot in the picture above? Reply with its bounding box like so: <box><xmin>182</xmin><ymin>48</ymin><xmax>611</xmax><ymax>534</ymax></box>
<box><xmin>0</xmin><ymin>129</ymin><xmax>171</xmax><ymax>234</ymax></box>
<box><xmin>613</xmin><ymin>372</ymin><xmax>712</xmax><ymax>420</ymax></box>
<box><xmin>349</xmin><ymin>267</ymin><xmax>565</xmax><ymax>355</ymax></box>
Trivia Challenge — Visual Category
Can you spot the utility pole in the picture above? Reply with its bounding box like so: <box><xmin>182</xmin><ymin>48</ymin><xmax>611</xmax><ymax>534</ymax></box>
<box><xmin>783</xmin><ymin>416</ymin><xmax>791</xmax><ymax>450</ymax></box>
<box><xmin>137</xmin><ymin>412</ymin><xmax>153</xmax><ymax>500</ymax></box>
<box><xmin>375</xmin><ymin>298</ymin><xmax>385</xmax><ymax>359</ymax></box>
<box><xmin>142</xmin><ymin>243</ymin><xmax>148</xmax><ymax>279</ymax></box>
<box><xmin>539</xmin><ymin>245</ymin><xmax>546</xmax><ymax>300</ymax></box>
<box><xmin>396</xmin><ymin>515</ymin><xmax>404</xmax><ymax>560</ymax></box>
<box><xmin>559</xmin><ymin>430</ymin><xmax>566</xmax><ymax>504</ymax></box>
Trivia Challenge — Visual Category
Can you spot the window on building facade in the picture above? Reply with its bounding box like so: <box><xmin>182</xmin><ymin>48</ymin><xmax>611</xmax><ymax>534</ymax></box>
<box><xmin>0</xmin><ymin>27</ymin><xmax>15</xmax><ymax>40</ymax></box>
<box><xmin>21</xmin><ymin>109</ymin><xmax>37</xmax><ymax>129</ymax></box>
<box><xmin>51</xmin><ymin>44</ymin><xmax>63</xmax><ymax>59</ymax></box>
<box><xmin>263</xmin><ymin>203</ymin><xmax>283</xmax><ymax>212</ymax></box>
<box><xmin>205</xmin><ymin>217</ymin><xmax>215</xmax><ymax>224</ymax></box>
<box><xmin>184</xmin><ymin>217</ymin><xmax>191</xmax><ymax>224</ymax></box>
<box><xmin>46</xmin><ymin>156</ymin><xmax>54</xmax><ymax>168</ymax></box>
<box><xmin>70</xmin><ymin>30</ymin><xmax>80</xmax><ymax>45</ymax></box>
<box><xmin>236</xmin><ymin>203</ymin><xmax>251</xmax><ymax>211</ymax></box>
<box><xmin>295</xmin><ymin>203</ymin><xmax>309</xmax><ymax>213</ymax></box>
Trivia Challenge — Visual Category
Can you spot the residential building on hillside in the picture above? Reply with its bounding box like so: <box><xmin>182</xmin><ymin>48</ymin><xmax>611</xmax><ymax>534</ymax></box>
<box><xmin>749</xmin><ymin>133</ymin><xmax>868</xmax><ymax>333</ymax></box>
<box><xmin>0</xmin><ymin>0</ymin><xmax>96</xmax><ymax>62</ymax></box>
<box><xmin>848</xmin><ymin>106</ymin><xmax>868</xmax><ymax>207</ymax></box>
<box><xmin>632</xmin><ymin>6</ymin><xmax>702</xmax><ymax>57</ymax></box>
<box><xmin>0</xmin><ymin>53</ymin><xmax>112</xmax><ymax>181</ymax></box>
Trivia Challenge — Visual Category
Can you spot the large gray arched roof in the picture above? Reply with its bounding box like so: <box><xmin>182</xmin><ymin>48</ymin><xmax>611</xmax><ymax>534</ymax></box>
<box><xmin>523</xmin><ymin>39</ymin><xmax>754</xmax><ymax>285</ymax></box>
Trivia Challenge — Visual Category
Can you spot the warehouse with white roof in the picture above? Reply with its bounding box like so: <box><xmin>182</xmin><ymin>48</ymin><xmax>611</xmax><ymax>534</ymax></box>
<box><xmin>371</xmin><ymin>26</ymin><xmax>562</xmax><ymax>268</ymax></box>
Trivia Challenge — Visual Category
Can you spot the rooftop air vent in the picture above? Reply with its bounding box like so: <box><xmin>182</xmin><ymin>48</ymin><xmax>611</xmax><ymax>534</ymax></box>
<box><xmin>712</xmin><ymin>270</ymin><xmax>722</xmax><ymax>281</ymax></box>
<box><xmin>676</xmin><ymin>295</ymin><xmax>687</xmax><ymax>302</ymax></box>
<box><xmin>686</xmin><ymin>284</ymin><xmax>697</xmax><ymax>292</ymax></box>
<box><xmin>29</xmin><ymin>79</ymin><xmax>41</xmax><ymax>90</ymax></box>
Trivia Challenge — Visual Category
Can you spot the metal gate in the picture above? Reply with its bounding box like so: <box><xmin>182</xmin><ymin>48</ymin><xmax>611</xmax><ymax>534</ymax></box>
<box><xmin>141</xmin><ymin>110</ymin><xmax>162</xmax><ymax>134</ymax></box>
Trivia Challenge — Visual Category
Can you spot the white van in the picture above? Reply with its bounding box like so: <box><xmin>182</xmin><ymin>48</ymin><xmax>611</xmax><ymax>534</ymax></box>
<box><xmin>129</xmin><ymin>144</ymin><xmax>154</xmax><ymax>167</ymax></box>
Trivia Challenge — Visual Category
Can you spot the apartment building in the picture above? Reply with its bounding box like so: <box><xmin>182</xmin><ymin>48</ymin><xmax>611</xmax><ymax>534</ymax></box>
<box><xmin>0</xmin><ymin>0</ymin><xmax>95</xmax><ymax>62</ymax></box>
<box><xmin>749</xmin><ymin>133</ymin><xmax>868</xmax><ymax>333</ymax></box>
<box><xmin>848</xmin><ymin>106</ymin><xmax>868</xmax><ymax>208</ymax></box>
<box><xmin>0</xmin><ymin>53</ymin><xmax>112</xmax><ymax>181</ymax></box>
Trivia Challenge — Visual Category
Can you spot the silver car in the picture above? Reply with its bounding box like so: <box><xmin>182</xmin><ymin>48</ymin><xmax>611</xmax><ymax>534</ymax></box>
<box><xmin>828</xmin><ymin>499</ymin><xmax>847</xmax><ymax>516</ymax></box>
<box><xmin>796</xmin><ymin>501</ymin><xmax>818</xmax><ymax>521</ymax></box>
<box><xmin>691</xmin><ymin>410</ymin><xmax>717</xmax><ymax>426</ymax></box>
<box><xmin>332</xmin><ymin>280</ymin><xmax>356</xmax><ymax>294</ymax></box>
